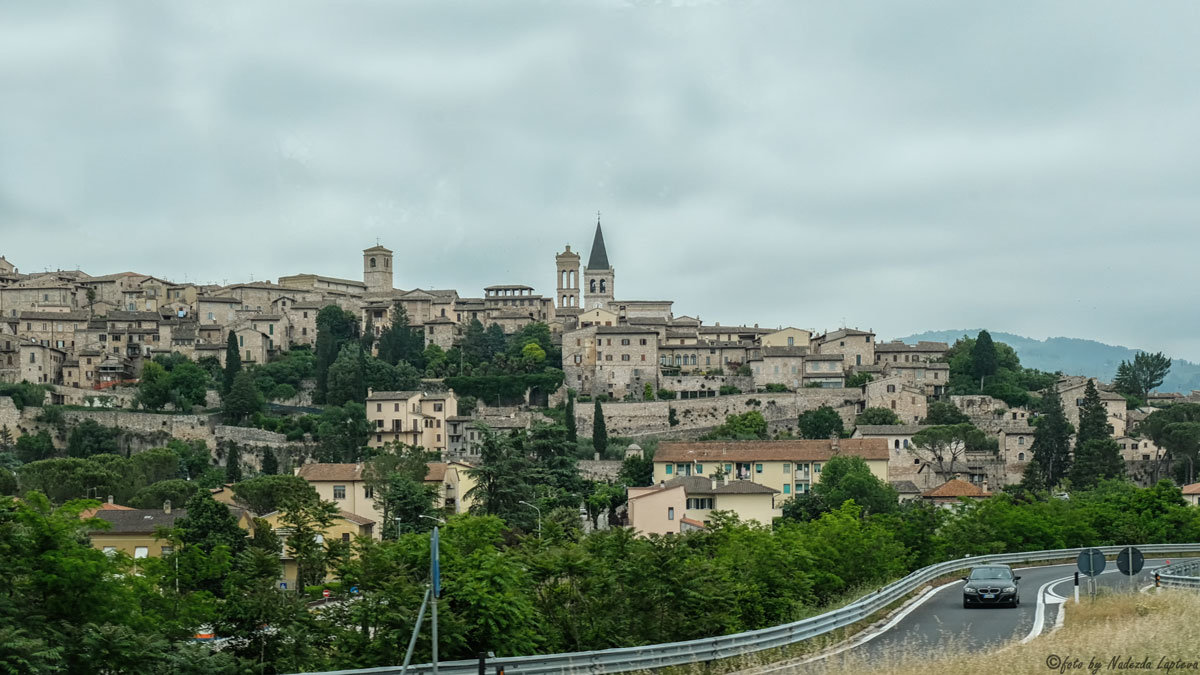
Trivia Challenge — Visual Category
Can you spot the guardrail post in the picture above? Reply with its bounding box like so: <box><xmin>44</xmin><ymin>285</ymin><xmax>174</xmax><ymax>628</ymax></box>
<box><xmin>1155</xmin><ymin>572</ymin><xmax>1161</xmax><ymax>588</ymax></box>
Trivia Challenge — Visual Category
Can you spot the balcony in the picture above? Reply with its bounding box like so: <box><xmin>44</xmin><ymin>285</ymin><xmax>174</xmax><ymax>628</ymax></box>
<box><xmin>794</xmin><ymin>470</ymin><xmax>810</xmax><ymax>482</ymax></box>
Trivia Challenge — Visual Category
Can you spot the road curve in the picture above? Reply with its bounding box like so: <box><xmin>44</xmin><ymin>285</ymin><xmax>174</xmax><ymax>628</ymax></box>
<box><xmin>771</xmin><ymin>558</ymin><xmax>1172</xmax><ymax>673</ymax></box>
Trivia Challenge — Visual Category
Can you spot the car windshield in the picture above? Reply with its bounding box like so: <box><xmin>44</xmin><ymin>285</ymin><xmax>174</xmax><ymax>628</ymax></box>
<box><xmin>969</xmin><ymin>567</ymin><xmax>1012</xmax><ymax>580</ymax></box>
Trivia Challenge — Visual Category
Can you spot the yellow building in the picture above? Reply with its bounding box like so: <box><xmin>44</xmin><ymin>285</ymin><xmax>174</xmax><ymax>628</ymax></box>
<box><xmin>626</xmin><ymin>476</ymin><xmax>780</xmax><ymax>535</ymax></box>
<box><xmin>295</xmin><ymin>460</ymin><xmax>476</xmax><ymax>538</ymax></box>
<box><xmin>366</xmin><ymin>390</ymin><xmax>459</xmax><ymax>454</ymax></box>
<box><xmin>652</xmin><ymin>438</ymin><xmax>889</xmax><ymax>499</ymax></box>
<box><xmin>88</xmin><ymin>501</ymin><xmax>254</xmax><ymax>558</ymax></box>
<box><xmin>260</xmin><ymin>509</ymin><xmax>376</xmax><ymax>589</ymax></box>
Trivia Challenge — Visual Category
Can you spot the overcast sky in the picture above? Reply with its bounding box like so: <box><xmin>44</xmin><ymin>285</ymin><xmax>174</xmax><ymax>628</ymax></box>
<box><xmin>2</xmin><ymin>2</ymin><xmax>1199</xmax><ymax>357</ymax></box>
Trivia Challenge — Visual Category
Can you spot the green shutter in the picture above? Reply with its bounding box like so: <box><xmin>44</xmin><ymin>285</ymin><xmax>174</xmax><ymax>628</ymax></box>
<box><xmin>665</xmin><ymin>465</ymin><xmax>673</xmax><ymax>475</ymax></box>
<box><xmin>696</xmin><ymin>463</ymin><xmax>703</xmax><ymax>474</ymax></box>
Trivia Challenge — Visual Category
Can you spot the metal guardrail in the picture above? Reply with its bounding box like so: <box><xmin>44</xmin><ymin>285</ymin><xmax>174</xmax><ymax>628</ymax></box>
<box><xmin>303</xmin><ymin>543</ymin><xmax>1200</xmax><ymax>675</ymax></box>
<box><xmin>1157</xmin><ymin>557</ymin><xmax>1200</xmax><ymax>589</ymax></box>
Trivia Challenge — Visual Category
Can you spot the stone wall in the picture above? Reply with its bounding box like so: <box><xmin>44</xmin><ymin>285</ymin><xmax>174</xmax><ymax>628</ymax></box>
<box><xmin>58</xmin><ymin>409</ymin><xmax>215</xmax><ymax>441</ymax></box>
<box><xmin>574</xmin><ymin>389</ymin><xmax>863</xmax><ymax>438</ymax></box>
<box><xmin>215</xmin><ymin>425</ymin><xmax>289</xmax><ymax>447</ymax></box>
<box><xmin>0</xmin><ymin>396</ymin><xmax>19</xmax><ymax>433</ymax></box>
<box><xmin>578</xmin><ymin>459</ymin><xmax>623</xmax><ymax>481</ymax></box>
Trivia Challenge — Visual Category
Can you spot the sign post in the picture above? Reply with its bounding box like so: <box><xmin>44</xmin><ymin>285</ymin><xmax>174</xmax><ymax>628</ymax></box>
<box><xmin>431</xmin><ymin>525</ymin><xmax>440</xmax><ymax>675</ymax></box>
<box><xmin>1116</xmin><ymin>546</ymin><xmax>1145</xmax><ymax>591</ymax></box>
<box><xmin>1077</xmin><ymin>548</ymin><xmax>1106</xmax><ymax>601</ymax></box>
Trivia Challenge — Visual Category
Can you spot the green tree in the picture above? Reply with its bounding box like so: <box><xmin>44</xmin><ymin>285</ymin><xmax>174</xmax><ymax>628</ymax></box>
<box><xmin>1027</xmin><ymin>386</ymin><xmax>1074</xmax><ymax>487</ymax></box>
<box><xmin>844</xmin><ymin>372</ymin><xmax>873</xmax><ymax>388</ymax></box>
<box><xmin>855</xmin><ymin>407</ymin><xmax>900</xmax><ymax>427</ymax></box>
<box><xmin>225</xmin><ymin>445</ymin><xmax>243</xmax><ymax>483</ymax></box>
<box><xmin>460</xmin><ymin>318</ymin><xmax>489</xmax><ymax>365</ymax></box>
<box><xmin>565</xmin><ymin>391</ymin><xmax>577</xmax><ymax>443</ymax></box>
<box><xmin>377</xmin><ymin>303</ymin><xmax>425</xmax><ymax>368</ymax></box>
<box><xmin>797</xmin><ymin>405</ymin><xmax>844</xmax><ymax>439</ymax></box>
<box><xmin>280</xmin><ymin>498</ymin><xmax>340</xmax><ymax>589</ymax></box>
<box><xmin>167</xmin><ymin>361</ymin><xmax>210</xmax><ymax>410</ymax></box>
<box><xmin>223</xmin><ymin>330</ymin><xmax>242</xmax><ymax>395</ymax></box>
<box><xmin>137</xmin><ymin>361</ymin><xmax>172</xmax><ymax>410</ymax></box>
<box><xmin>325</xmin><ymin>342</ymin><xmax>368</xmax><ymax>406</ymax></box>
<box><xmin>129</xmin><ymin>479</ymin><xmax>201</xmax><ymax>509</ymax></box>
<box><xmin>1070</xmin><ymin>438</ymin><xmax>1126</xmax><ymax>490</ymax></box>
<box><xmin>260</xmin><ymin>448</ymin><xmax>279</xmax><ymax>476</ymax></box>
<box><xmin>66</xmin><ymin>419</ymin><xmax>122</xmax><ymax>458</ymax></box>
<box><xmin>177</xmin><ymin>489</ymin><xmax>246</xmax><ymax>555</ymax></box>
<box><xmin>17</xmin><ymin>458</ymin><xmax>121</xmax><ymax>503</ymax></box>
<box><xmin>467</xmin><ymin>429</ymin><xmax>534</xmax><ymax>524</ymax></box>
<box><xmin>381</xmin><ymin>474</ymin><xmax>439</xmax><ymax>537</ymax></box>
<box><xmin>811</xmin><ymin>455</ymin><xmax>899</xmax><ymax>516</ymax></box>
<box><xmin>619</xmin><ymin>452</ymin><xmax>654</xmax><ymax>487</ymax></box>
<box><xmin>232</xmin><ymin>475</ymin><xmax>318</xmax><ymax>515</ymax></box>
<box><xmin>1076</xmin><ymin>380</ymin><xmax>1112</xmax><ymax>446</ymax></box>
<box><xmin>592</xmin><ymin>400</ymin><xmax>608</xmax><ymax>456</ymax></box>
<box><xmin>130</xmin><ymin>446</ymin><xmax>182</xmax><ymax>486</ymax></box>
<box><xmin>701</xmin><ymin>411</ymin><xmax>768</xmax><ymax>440</ymax></box>
<box><xmin>315</xmin><ymin>403</ymin><xmax>370</xmax><ymax>463</ymax></box>
<box><xmin>222</xmin><ymin>371</ymin><xmax>264</xmax><ymax>423</ymax></box>
<box><xmin>909</xmin><ymin>423</ymin><xmax>992</xmax><ymax>480</ymax></box>
<box><xmin>1113</xmin><ymin>352</ymin><xmax>1172</xmax><ymax>402</ymax></box>
<box><xmin>971</xmin><ymin>329</ymin><xmax>998</xmax><ymax>388</ymax></box>
<box><xmin>922</xmin><ymin>400</ymin><xmax>971</xmax><ymax>425</ymax></box>
<box><xmin>314</xmin><ymin>305</ymin><xmax>360</xmax><ymax>403</ymax></box>
<box><xmin>643</xmin><ymin>383</ymin><xmax>654</xmax><ymax>401</ymax></box>
<box><xmin>1160</xmin><ymin>422</ymin><xmax>1200</xmax><ymax>485</ymax></box>
<box><xmin>15</xmin><ymin>430</ymin><xmax>55</xmax><ymax>464</ymax></box>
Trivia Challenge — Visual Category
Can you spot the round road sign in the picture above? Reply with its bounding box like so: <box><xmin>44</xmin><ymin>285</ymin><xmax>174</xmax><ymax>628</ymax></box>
<box><xmin>1077</xmin><ymin>548</ymin><xmax>1106</xmax><ymax>577</ymax></box>
<box><xmin>1117</xmin><ymin>546</ymin><xmax>1145</xmax><ymax>575</ymax></box>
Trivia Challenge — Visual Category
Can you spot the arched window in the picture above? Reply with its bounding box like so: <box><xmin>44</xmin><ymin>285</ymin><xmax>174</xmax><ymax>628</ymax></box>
<box><xmin>370</xmin><ymin>257</ymin><xmax>376</xmax><ymax>268</ymax></box>
<box><xmin>787</xmin><ymin>337</ymin><xmax>794</xmax><ymax>347</ymax></box>
<box><xmin>599</xmin><ymin>279</ymin><xmax>606</xmax><ymax>293</ymax></box>
<box><xmin>590</xmin><ymin>279</ymin><xmax>596</xmax><ymax>293</ymax></box>
<box><xmin>1018</xmin><ymin>452</ymin><xmax>1025</xmax><ymax>461</ymax></box>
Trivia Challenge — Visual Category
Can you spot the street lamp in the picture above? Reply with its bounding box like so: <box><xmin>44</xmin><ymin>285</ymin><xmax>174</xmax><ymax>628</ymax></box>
<box><xmin>518</xmin><ymin>500</ymin><xmax>542</xmax><ymax>539</ymax></box>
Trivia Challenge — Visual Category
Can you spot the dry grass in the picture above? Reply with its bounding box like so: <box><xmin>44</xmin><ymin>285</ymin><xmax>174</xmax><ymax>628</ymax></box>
<box><xmin>805</xmin><ymin>589</ymin><xmax>1200</xmax><ymax>675</ymax></box>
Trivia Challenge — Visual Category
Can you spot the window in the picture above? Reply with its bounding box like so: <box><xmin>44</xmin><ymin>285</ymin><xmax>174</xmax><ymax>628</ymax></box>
<box><xmin>134</xmin><ymin>547</ymin><xmax>149</xmax><ymax>559</ymax></box>
<box><xmin>103</xmin><ymin>546</ymin><xmax>117</xmax><ymax>556</ymax></box>
<box><xmin>621</xmin><ymin>338</ymin><xmax>630</xmax><ymax>346</ymax></box>
<box><xmin>783</xmin><ymin>484</ymin><xmax>791</xmax><ymax>494</ymax></box>
<box><xmin>696</xmin><ymin>464</ymin><xmax>704</xmax><ymax>474</ymax></box>
<box><xmin>364</xmin><ymin>486</ymin><xmax>374</xmax><ymax>499</ymax></box>
<box><xmin>787</xmin><ymin>337</ymin><xmax>794</xmax><ymax>347</ymax></box>
<box><xmin>161</xmin><ymin>546</ymin><xmax>174</xmax><ymax>556</ymax></box>
<box><xmin>687</xmin><ymin>497</ymin><xmax>713</xmax><ymax>509</ymax></box>
<box><xmin>665</xmin><ymin>465</ymin><xmax>673</xmax><ymax>475</ymax></box>
<box><xmin>894</xmin><ymin>439</ymin><xmax>900</xmax><ymax>449</ymax></box>
<box><xmin>814</xmin><ymin>463</ymin><xmax>822</xmax><ymax>474</ymax></box>
<box><xmin>755</xmin><ymin>463</ymin><xmax>763</xmax><ymax>473</ymax></box>
<box><xmin>783</xmin><ymin>463</ymin><xmax>790</xmax><ymax>473</ymax></box>
<box><xmin>376</xmin><ymin>403</ymin><xmax>382</xmax><ymax>412</ymax></box>
<box><xmin>434</xmin><ymin>402</ymin><xmax>443</xmax><ymax>412</ymax></box>
<box><xmin>1018</xmin><ymin>452</ymin><xmax>1025</xmax><ymax>461</ymax></box>
<box><xmin>667</xmin><ymin>507</ymin><xmax>675</xmax><ymax>520</ymax></box>
<box><xmin>342</xmin><ymin>532</ymin><xmax>351</xmax><ymax>543</ymax></box>
<box><xmin>887</xmin><ymin>384</ymin><xmax>896</xmax><ymax>393</ymax></box>
<box><xmin>1018</xmin><ymin>436</ymin><xmax>1025</xmax><ymax>445</ymax></box>
<box><xmin>621</xmin><ymin>354</ymin><xmax>630</xmax><ymax>361</ymax></box>
<box><xmin>303</xmin><ymin>311</ymin><xmax>308</xmax><ymax>319</ymax></box>
<box><xmin>333</xmin><ymin>485</ymin><xmax>346</xmax><ymax>500</ymax></box>
<box><xmin>725</xmin><ymin>463</ymin><xmax>732</xmax><ymax>474</ymax></box>
<box><xmin>640</xmin><ymin>338</ymin><xmax>648</xmax><ymax>345</ymax></box>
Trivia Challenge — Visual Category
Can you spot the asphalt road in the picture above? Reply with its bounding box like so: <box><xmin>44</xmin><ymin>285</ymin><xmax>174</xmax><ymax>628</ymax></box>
<box><xmin>797</xmin><ymin>557</ymin><xmax>1174</xmax><ymax>673</ymax></box>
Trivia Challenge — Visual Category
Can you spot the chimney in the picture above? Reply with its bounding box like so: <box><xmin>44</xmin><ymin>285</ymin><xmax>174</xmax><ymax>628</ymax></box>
<box><xmin>107</xmin><ymin>495</ymin><xmax>114</xmax><ymax>504</ymax></box>
<box><xmin>593</xmin><ymin>452</ymin><xmax>600</xmax><ymax>461</ymax></box>
<box><xmin>830</xmin><ymin>432</ymin><xmax>840</xmax><ymax>453</ymax></box>
<box><xmin>711</xmin><ymin>477</ymin><xmax>717</xmax><ymax>491</ymax></box>
<box><xmin>982</xmin><ymin>479</ymin><xmax>989</xmax><ymax>493</ymax></box>
<box><xmin>163</xmin><ymin>500</ymin><xmax>172</xmax><ymax>514</ymax></box>
<box><xmin>722</xmin><ymin>475</ymin><xmax>729</xmax><ymax>487</ymax></box>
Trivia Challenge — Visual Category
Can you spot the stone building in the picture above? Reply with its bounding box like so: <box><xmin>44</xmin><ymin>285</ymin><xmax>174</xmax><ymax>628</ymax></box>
<box><xmin>874</xmin><ymin>340</ymin><xmax>949</xmax><ymax>365</ymax></box>
<box><xmin>883</xmin><ymin>361</ymin><xmax>950</xmax><ymax>398</ymax></box>
<box><xmin>562</xmin><ymin>324</ymin><xmax>658</xmax><ymax>399</ymax></box>
<box><xmin>761</xmin><ymin>327</ymin><xmax>812</xmax><ymax>350</ymax></box>
<box><xmin>814</xmin><ymin>328</ymin><xmax>875</xmax><ymax>370</ymax></box>
<box><xmin>1057</xmin><ymin>376</ymin><xmax>1128</xmax><ymax>438</ymax></box>
<box><xmin>583</xmin><ymin>221</ymin><xmax>614</xmax><ymax>310</ymax></box>
<box><xmin>555</xmin><ymin>245</ymin><xmax>582</xmax><ymax>315</ymax></box>
<box><xmin>802</xmin><ymin>353</ymin><xmax>846</xmax><ymax>388</ymax></box>
<box><xmin>861</xmin><ymin>374</ymin><xmax>928</xmax><ymax>424</ymax></box>
<box><xmin>361</xmin><ymin>245</ymin><xmax>394</xmax><ymax>294</ymax></box>
<box><xmin>748</xmin><ymin>346</ymin><xmax>807</xmax><ymax>389</ymax></box>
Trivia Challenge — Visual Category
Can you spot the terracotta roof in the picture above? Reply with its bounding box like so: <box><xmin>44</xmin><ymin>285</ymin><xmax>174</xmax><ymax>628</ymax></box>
<box><xmin>656</xmin><ymin>439</ymin><xmax>888</xmax><ymax>463</ymax></box>
<box><xmin>680</xmin><ymin>517</ymin><xmax>706</xmax><ymax>528</ymax></box>
<box><xmin>424</xmin><ymin>462</ymin><xmax>449</xmax><ymax>482</ymax></box>
<box><xmin>296</xmin><ymin>463</ymin><xmax>364</xmax><ymax>482</ymax></box>
<box><xmin>199</xmin><ymin>296</ymin><xmax>241</xmax><ymax>304</ymax></box>
<box><xmin>366</xmin><ymin>390</ymin><xmax>422</xmax><ymax>401</ymax></box>
<box><xmin>80</xmin><ymin>502</ymin><xmax>136</xmax><ymax>518</ymax></box>
<box><xmin>806</xmin><ymin>353</ymin><xmax>846</xmax><ymax>361</ymax></box>
<box><xmin>890</xmin><ymin>480</ymin><xmax>922</xmax><ymax>494</ymax></box>
<box><xmin>762</xmin><ymin>346</ymin><xmax>808</xmax><ymax>358</ymax></box>
<box><xmin>1181</xmin><ymin>482</ymin><xmax>1200</xmax><ymax>496</ymax></box>
<box><xmin>339</xmin><ymin>510</ymin><xmax>376</xmax><ymax>526</ymax></box>
<box><xmin>922</xmin><ymin>478</ymin><xmax>991</xmax><ymax>499</ymax></box>
<box><xmin>875</xmin><ymin>341</ymin><xmax>949</xmax><ymax>353</ymax></box>
<box><xmin>596</xmin><ymin>325</ymin><xmax>659</xmax><ymax>335</ymax></box>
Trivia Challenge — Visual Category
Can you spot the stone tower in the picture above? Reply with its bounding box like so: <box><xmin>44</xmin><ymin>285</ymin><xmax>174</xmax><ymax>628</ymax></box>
<box><xmin>363</xmin><ymin>244</ymin><xmax>393</xmax><ymax>294</ymax></box>
<box><xmin>555</xmin><ymin>245</ymin><xmax>581</xmax><ymax>312</ymax></box>
<box><xmin>583</xmin><ymin>219</ymin><xmax>614</xmax><ymax>309</ymax></box>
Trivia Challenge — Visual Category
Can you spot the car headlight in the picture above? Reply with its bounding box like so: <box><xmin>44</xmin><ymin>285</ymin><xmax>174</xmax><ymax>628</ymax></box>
<box><xmin>1003</xmin><ymin>586</ymin><xmax>1016</xmax><ymax>593</ymax></box>
<box><xmin>963</xmin><ymin>586</ymin><xmax>978</xmax><ymax>593</ymax></box>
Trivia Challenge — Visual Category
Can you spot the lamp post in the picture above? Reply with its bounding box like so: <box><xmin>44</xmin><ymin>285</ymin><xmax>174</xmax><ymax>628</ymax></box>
<box><xmin>518</xmin><ymin>500</ymin><xmax>542</xmax><ymax>539</ymax></box>
<box><xmin>421</xmin><ymin>515</ymin><xmax>445</xmax><ymax>675</ymax></box>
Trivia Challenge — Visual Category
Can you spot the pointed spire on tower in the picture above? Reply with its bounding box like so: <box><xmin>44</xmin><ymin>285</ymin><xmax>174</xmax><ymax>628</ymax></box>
<box><xmin>587</xmin><ymin>214</ymin><xmax>610</xmax><ymax>270</ymax></box>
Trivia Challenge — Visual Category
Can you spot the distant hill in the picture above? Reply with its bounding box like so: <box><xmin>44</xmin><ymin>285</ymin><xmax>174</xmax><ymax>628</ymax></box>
<box><xmin>895</xmin><ymin>330</ymin><xmax>1200</xmax><ymax>395</ymax></box>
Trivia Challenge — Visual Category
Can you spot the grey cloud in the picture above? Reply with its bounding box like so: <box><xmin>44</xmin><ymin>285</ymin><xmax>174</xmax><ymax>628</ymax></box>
<box><xmin>1</xmin><ymin>0</ymin><xmax>1198</xmax><ymax>358</ymax></box>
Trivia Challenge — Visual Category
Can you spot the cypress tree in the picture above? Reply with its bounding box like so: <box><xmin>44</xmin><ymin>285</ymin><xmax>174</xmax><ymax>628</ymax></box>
<box><xmin>1027</xmin><ymin>386</ymin><xmax>1073</xmax><ymax>487</ymax></box>
<box><xmin>1070</xmin><ymin>379</ymin><xmax>1124</xmax><ymax>488</ymax></box>
<box><xmin>592</xmin><ymin>399</ymin><xmax>607</xmax><ymax>457</ymax></box>
<box><xmin>261</xmin><ymin>448</ymin><xmax>279</xmax><ymax>476</ymax></box>
<box><xmin>223</xmin><ymin>330</ymin><xmax>241</xmax><ymax>395</ymax></box>
<box><xmin>225</xmin><ymin>445</ymin><xmax>243</xmax><ymax>484</ymax></box>
<box><xmin>971</xmin><ymin>330</ymin><xmax>998</xmax><ymax>389</ymax></box>
<box><xmin>1076</xmin><ymin>380</ymin><xmax>1111</xmax><ymax>444</ymax></box>
<box><xmin>565</xmin><ymin>391</ymin><xmax>577</xmax><ymax>443</ymax></box>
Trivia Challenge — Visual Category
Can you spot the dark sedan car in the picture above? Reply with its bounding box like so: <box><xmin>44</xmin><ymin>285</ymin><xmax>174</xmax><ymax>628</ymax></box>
<box><xmin>962</xmin><ymin>565</ymin><xmax>1020</xmax><ymax>608</ymax></box>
